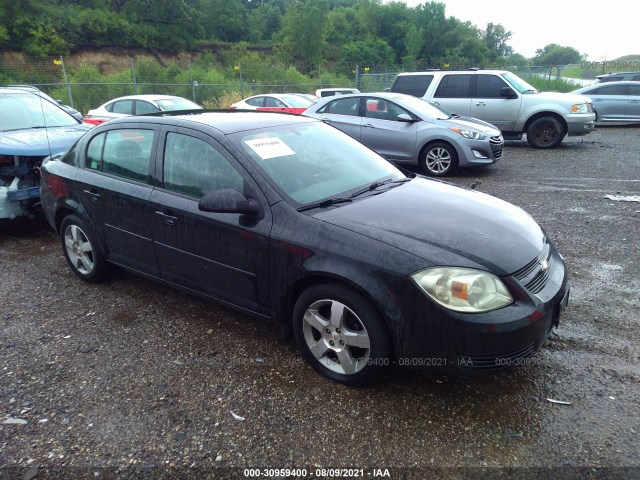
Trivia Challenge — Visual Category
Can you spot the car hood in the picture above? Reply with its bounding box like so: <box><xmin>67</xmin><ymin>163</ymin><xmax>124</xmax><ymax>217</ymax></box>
<box><xmin>0</xmin><ymin>125</ymin><xmax>90</xmax><ymax>156</ymax></box>
<box><xmin>535</xmin><ymin>91</ymin><xmax>593</xmax><ymax>104</ymax></box>
<box><xmin>314</xmin><ymin>177</ymin><xmax>545</xmax><ymax>275</ymax></box>
<box><xmin>434</xmin><ymin>116</ymin><xmax>500</xmax><ymax>134</ymax></box>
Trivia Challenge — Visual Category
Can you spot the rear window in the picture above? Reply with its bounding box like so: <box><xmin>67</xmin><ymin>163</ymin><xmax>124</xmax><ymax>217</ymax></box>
<box><xmin>391</xmin><ymin>75</ymin><xmax>433</xmax><ymax>97</ymax></box>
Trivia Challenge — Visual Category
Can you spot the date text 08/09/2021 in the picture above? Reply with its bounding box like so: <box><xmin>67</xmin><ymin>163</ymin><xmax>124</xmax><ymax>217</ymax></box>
<box><xmin>243</xmin><ymin>468</ymin><xmax>392</xmax><ymax>478</ymax></box>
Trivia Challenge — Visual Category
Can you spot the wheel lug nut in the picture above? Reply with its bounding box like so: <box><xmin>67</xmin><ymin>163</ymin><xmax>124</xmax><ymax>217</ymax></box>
<box><xmin>325</xmin><ymin>328</ymin><xmax>331</xmax><ymax>334</ymax></box>
<box><xmin>336</xmin><ymin>328</ymin><xmax>341</xmax><ymax>333</ymax></box>
<box><xmin>340</xmin><ymin>340</ymin><xmax>344</xmax><ymax>345</ymax></box>
<box><xmin>329</xmin><ymin>341</ymin><xmax>335</xmax><ymax>346</ymax></box>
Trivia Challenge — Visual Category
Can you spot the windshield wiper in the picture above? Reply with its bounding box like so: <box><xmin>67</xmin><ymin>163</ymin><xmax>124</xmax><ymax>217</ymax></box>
<box><xmin>297</xmin><ymin>196</ymin><xmax>353</xmax><ymax>212</ymax></box>
<box><xmin>350</xmin><ymin>178</ymin><xmax>411</xmax><ymax>198</ymax></box>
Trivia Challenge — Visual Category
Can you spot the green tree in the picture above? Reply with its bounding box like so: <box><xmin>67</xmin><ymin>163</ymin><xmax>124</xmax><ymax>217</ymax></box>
<box><xmin>203</xmin><ymin>0</ymin><xmax>248</xmax><ymax>42</ymax></box>
<box><xmin>274</xmin><ymin>0</ymin><xmax>330</xmax><ymax>67</ymax></box>
<box><xmin>483</xmin><ymin>23</ymin><xmax>513</xmax><ymax>60</ymax></box>
<box><xmin>340</xmin><ymin>38</ymin><xmax>395</xmax><ymax>71</ymax></box>
<box><xmin>534</xmin><ymin>44</ymin><xmax>582</xmax><ymax>66</ymax></box>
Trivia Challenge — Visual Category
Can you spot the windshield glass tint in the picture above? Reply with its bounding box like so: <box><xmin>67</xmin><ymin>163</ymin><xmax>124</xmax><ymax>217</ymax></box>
<box><xmin>392</xmin><ymin>95</ymin><xmax>449</xmax><ymax>119</ymax></box>
<box><xmin>501</xmin><ymin>72</ymin><xmax>537</xmax><ymax>93</ymax></box>
<box><xmin>0</xmin><ymin>93</ymin><xmax>78</xmax><ymax>130</ymax></box>
<box><xmin>231</xmin><ymin>122</ymin><xmax>403</xmax><ymax>205</ymax></box>
<box><xmin>156</xmin><ymin>98</ymin><xmax>202</xmax><ymax>110</ymax></box>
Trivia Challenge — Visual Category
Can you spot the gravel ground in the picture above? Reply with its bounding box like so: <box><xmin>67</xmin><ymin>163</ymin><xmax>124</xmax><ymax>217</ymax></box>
<box><xmin>1</xmin><ymin>126</ymin><xmax>639</xmax><ymax>480</ymax></box>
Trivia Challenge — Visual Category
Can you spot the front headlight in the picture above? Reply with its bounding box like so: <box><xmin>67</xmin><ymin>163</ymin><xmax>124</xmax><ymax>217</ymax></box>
<box><xmin>411</xmin><ymin>267</ymin><xmax>513</xmax><ymax>313</ymax></box>
<box><xmin>449</xmin><ymin>127</ymin><xmax>487</xmax><ymax>140</ymax></box>
<box><xmin>571</xmin><ymin>103</ymin><xmax>589</xmax><ymax>114</ymax></box>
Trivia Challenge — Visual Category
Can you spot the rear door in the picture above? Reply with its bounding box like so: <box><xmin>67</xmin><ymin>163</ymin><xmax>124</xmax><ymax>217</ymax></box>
<box><xmin>431</xmin><ymin>74</ymin><xmax>473</xmax><ymax>116</ymax></box>
<box><xmin>75</xmin><ymin>125</ymin><xmax>160</xmax><ymax>276</ymax></box>
<box><xmin>150</xmin><ymin>128</ymin><xmax>272</xmax><ymax>314</ymax></box>
<box><xmin>471</xmin><ymin>74</ymin><xmax>521</xmax><ymax>131</ymax></box>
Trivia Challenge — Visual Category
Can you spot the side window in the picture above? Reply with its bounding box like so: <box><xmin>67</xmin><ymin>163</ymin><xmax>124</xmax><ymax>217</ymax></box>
<box><xmin>86</xmin><ymin>133</ymin><xmax>106</xmax><ymax>170</ymax></box>
<box><xmin>476</xmin><ymin>75</ymin><xmax>509</xmax><ymax>98</ymax></box>
<box><xmin>628</xmin><ymin>85</ymin><xmax>640</xmax><ymax>96</ymax></box>
<box><xmin>598</xmin><ymin>85</ymin><xmax>627</xmax><ymax>95</ymax></box>
<box><xmin>392</xmin><ymin>75</ymin><xmax>433</xmax><ymax>97</ymax></box>
<box><xmin>163</xmin><ymin>133</ymin><xmax>244</xmax><ymax>198</ymax></box>
<box><xmin>246</xmin><ymin>97</ymin><xmax>264</xmax><ymax>107</ymax></box>
<box><xmin>265</xmin><ymin>97</ymin><xmax>285</xmax><ymax>107</ymax></box>
<box><xmin>101</xmin><ymin>129</ymin><xmax>154</xmax><ymax>182</ymax></box>
<box><xmin>325</xmin><ymin>97</ymin><xmax>360</xmax><ymax>116</ymax></box>
<box><xmin>364</xmin><ymin>98</ymin><xmax>409</xmax><ymax>121</ymax></box>
<box><xmin>135</xmin><ymin>101</ymin><xmax>160</xmax><ymax>115</ymax></box>
<box><xmin>600</xmin><ymin>76</ymin><xmax>622</xmax><ymax>83</ymax></box>
<box><xmin>112</xmin><ymin>100</ymin><xmax>133</xmax><ymax>114</ymax></box>
<box><xmin>434</xmin><ymin>75</ymin><xmax>473</xmax><ymax>98</ymax></box>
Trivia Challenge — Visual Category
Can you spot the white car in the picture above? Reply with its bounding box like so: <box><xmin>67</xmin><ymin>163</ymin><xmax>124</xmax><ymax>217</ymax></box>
<box><xmin>315</xmin><ymin>88</ymin><xmax>360</xmax><ymax>97</ymax></box>
<box><xmin>229</xmin><ymin>94</ymin><xmax>314</xmax><ymax>114</ymax></box>
<box><xmin>83</xmin><ymin>94</ymin><xmax>202</xmax><ymax>125</ymax></box>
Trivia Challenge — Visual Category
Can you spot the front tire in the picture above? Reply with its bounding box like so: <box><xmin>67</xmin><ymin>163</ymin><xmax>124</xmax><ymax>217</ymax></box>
<box><xmin>293</xmin><ymin>283</ymin><xmax>392</xmax><ymax>386</ymax></box>
<box><xmin>60</xmin><ymin>215</ymin><xmax>108</xmax><ymax>282</ymax></box>
<box><xmin>420</xmin><ymin>142</ymin><xmax>458</xmax><ymax>176</ymax></box>
<box><xmin>526</xmin><ymin>117</ymin><xmax>565</xmax><ymax>149</ymax></box>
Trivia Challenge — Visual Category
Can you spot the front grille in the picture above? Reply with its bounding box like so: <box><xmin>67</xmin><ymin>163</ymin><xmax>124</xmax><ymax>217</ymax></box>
<box><xmin>512</xmin><ymin>243</ymin><xmax>554</xmax><ymax>295</ymax></box>
<box><xmin>494</xmin><ymin>149</ymin><xmax>503</xmax><ymax>159</ymax></box>
<box><xmin>490</xmin><ymin>135</ymin><xmax>504</xmax><ymax>144</ymax></box>
<box><xmin>458</xmin><ymin>343</ymin><xmax>536</xmax><ymax>371</ymax></box>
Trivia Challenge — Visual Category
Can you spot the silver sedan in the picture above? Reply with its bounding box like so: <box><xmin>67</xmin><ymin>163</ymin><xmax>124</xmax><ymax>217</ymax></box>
<box><xmin>572</xmin><ymin>81</ymin><xmax>640</xmax><ymax>123</ymax></box>
<box><xmin>303</xmin><ymin>92</ymin><xmax>503</xmax><ymax>176</ymax></box>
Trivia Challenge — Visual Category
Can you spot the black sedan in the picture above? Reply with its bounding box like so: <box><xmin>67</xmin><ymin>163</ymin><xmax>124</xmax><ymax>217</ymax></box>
<box><xmin>40</xmin><ymin>111</ymin><xmax>569</xmax><ymax>385</ymax></box>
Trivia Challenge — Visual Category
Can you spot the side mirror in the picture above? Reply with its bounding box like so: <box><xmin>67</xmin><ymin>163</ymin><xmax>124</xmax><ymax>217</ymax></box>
<box><xmin>198</xmin><ymin>189</ymin><xmax>264</xmax><ymax>219</ymax></box>
<box><xmin>396</xmin><ymin>113</ymin><xmax>415</xmax><ymax>122</ymax></box>
<box><xmin>500</xmin><ymin>87</ymin><xmax>518</xmax><ymax>99</ymax></box>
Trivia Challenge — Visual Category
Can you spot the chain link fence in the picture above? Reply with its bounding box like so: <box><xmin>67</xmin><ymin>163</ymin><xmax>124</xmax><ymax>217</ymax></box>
<box><xmin>2</xmin><ymin>52</ymin><xmax>598</xmax><ymax>114</ymax></box>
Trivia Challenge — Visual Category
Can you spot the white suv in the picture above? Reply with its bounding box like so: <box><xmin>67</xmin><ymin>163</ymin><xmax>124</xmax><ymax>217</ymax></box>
<box><xmin>389</xmin><ymin>69</ymin><xmax>596</xmax><ymax>148</ymax></box>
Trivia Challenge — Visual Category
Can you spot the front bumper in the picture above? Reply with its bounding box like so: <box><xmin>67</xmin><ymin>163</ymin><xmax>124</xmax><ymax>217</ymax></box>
<box><xmin>566</xmin><ymin>113</ymin><xmax>596</xmax><ymax>136</ymax></box>
<box><xmin>456</xmin><ymin>135</ymin><xmax>504</xmax><ymax>168</ymax></box>
<box><xmin>385</xmin><ymin>243</ymin><xmax>569</xmax><ymax>373</ymax></box>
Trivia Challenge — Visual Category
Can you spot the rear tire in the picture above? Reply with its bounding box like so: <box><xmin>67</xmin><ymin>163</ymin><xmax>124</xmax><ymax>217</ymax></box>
<box><xmin>526</xmin><ymin>117</ymin><xmax>565</xmax><ymax>149</ymax></box>
<box><xmin>60</xmin><ymin>215</ymin><xmax>108</xmax><ymax>282</ymax></box>
<box><xmin>420</xmin><ymin>142</ymin><xmax>458</xmax><ymax>176</ymax></box>
<box><xmin>293</xmin><ymin>283</ymin><xmax>391</xmax><ymax>386</ymax></box>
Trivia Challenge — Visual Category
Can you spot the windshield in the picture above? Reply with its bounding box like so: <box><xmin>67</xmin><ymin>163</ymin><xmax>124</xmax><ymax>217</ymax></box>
<box><xmin>392</xmin><ymin>95</ymin><xmax>450</xmax><ymax>120</ymax></box>
<box><xmin>281</xmin><ymin>95</ymin><xmax>314</xmax><ymax>108</ymax></box>
<box><xmin>501</xmin><ymin>72</ymin><xmax>538</xmax><ymax>93</ymax></box>
<box><xmin>0</xmin><ymin>93</ymin><xmax>79</xmax><ymax>131</ymax></box>
<box><xmin>156</xmin><ymin>98</ymin><xmax>202</xmax><ymax>111</ymax></box>
<box><xmin>230</xmin><ymin>121</ymin><xmax>404</xmax><ymax>206</ymax></box>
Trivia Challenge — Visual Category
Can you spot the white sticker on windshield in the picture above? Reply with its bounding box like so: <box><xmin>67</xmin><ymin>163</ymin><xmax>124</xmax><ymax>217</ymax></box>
<box><xmin>244</xmin><ymin>137</ymin><xmax>295</xmax><ymax>160</ymax></box>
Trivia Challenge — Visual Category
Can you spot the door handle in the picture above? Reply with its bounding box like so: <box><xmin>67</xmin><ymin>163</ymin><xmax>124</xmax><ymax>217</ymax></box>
<box><xmin>476</xmin><ymin>101</ymin><xmax>486</xmax><ymax>106</ymax></box>
<box><xmin>432</xmin><ymin>101</ymin><xmax>440</xmax><ymax>106</ymax></box>
<box><xmin>155</xmin><ymin>211</ymin><xmax>179</xmax><ymax>225</ymax></box>
<box><xmin>630</xmin><ymin>100</ymin><xmax>640</xmax><ymax>103</ymax></box>
<box><xmin>362</xmin><ymin>123</ymin><xmax>375</xmax><ymax>128</ymax></box>
<box><xmin>83</xmin><ymin>189</ymin><xmax>100</xmax><ymax>202</ymax></box>
<box><xmin>321</xmin><ymin>118</ymin><xmax>333</xmax><ymax>123</ymax></box>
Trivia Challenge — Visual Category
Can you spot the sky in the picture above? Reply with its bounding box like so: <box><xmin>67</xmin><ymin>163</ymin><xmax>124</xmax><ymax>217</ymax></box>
<box><xmin>397</xmin><ymin>0</ymin><xmax>639</xmax><ymax>62</ymax></box>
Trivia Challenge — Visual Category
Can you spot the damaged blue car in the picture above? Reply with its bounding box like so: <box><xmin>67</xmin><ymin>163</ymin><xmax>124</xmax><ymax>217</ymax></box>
<box><xmin>0</xmin><ymin>87</ymin><xmax>90</xmax><ymax>220</ymax></box>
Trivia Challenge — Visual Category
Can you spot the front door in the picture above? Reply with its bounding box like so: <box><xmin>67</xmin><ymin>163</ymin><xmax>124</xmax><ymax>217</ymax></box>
<box><xmin>359</xmin><ymin>97</ymin><xmax>417</xmax><ymax>162</ymax></box>
<box><xmin>150</xmin><ymin>128</ymin><xmax>271</xmax><ymax>314</ymax></box>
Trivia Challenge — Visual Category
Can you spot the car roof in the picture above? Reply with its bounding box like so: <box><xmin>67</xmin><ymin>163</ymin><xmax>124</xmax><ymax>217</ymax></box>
<box><xmin>107</xmin><ymin>94</ymin><xmax>188</xmax><ymax>102</ymax></box>
<box><xmin>97</xmin><ymin>110</ymin><xmax>318</xmax><ymax>135</ymax></box>
<box><xmin>396</xmin><ymin>69</ymin><xmax>506</xmax><ymax>75</ymax></box>
<box><xmin>575</xmin><ymin>80</ymin><xmax>640</xmax><ymax>92</ymax></box>
<box><xmin>596</xmin><ymin>71</ymin><xmax>640</xmax><ymax>77</ymax></box>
